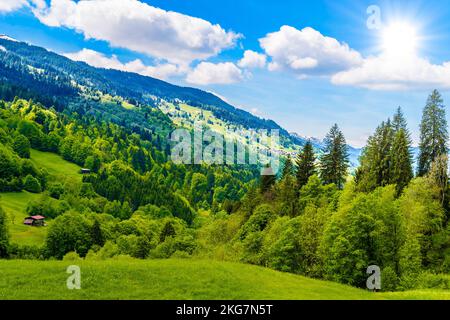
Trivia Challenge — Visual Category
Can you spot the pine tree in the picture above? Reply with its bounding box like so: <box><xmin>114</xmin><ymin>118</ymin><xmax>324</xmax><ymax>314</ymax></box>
<box><xmin>418</xmin><ymin>90</ymin><xmax>448</xmax><ymax>176</ymax></box>
<box><xmin>295</xmin><ymin>140</ymin><xmax>316</xmax><ymax>189</ymax></box>
<box><xmin>390</xmin><ymin>129</ymin><xmax>413</xmax><ymax>195</ymax></box>
<box><xmin>319</xmin><ymin>124</ymin><xmax>349</xmax><ymax>189</ymax></box>
<box><xmin>357</xmin><ymin>108</ymin><xmax>413</xmax><ymax>194</ymax></box>
<box><xmin>379</xmin><ymin>119</ymin><xmax>394</xmax><ymax>187</ymax></box>
<box><xmin>392</xmin><ymin>107</ymin><xmax>410</xmax><ymax>136</ymax></box>
<box><xmin>282</xmin><ymin>154</ymin><xmax>294</xmax><ymax>179</ymax></box>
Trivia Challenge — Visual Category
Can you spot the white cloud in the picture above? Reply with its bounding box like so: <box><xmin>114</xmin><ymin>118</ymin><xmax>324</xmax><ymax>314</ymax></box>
<box><xmin>238</xmin><ymin>50</ymin><xmax>267</xmax><ymax>69</ymax></box>
<box><xmin>0</xmin><ymin>0</ymin><xmax>27</xmax><ymax>12</ymax></box>
<box><xmin>331</xmin><ymin>53</ymin><xmax>450</xmax><ymax>91</ymax></box>
<box><xmin>186</xmin><ymin>62</ymin><xmax>244</xmax><ymax>85</ymax></box>
<box><xmin>259</xmin><ymin>26</ymin><xmax>363</xmax><ymax>76</ymax></box>
<box><xmin>32</xmin><ymin>0</ymin><xmax>241</xmax><ymax>65</ymax></box>
<box><xmin>65</xmin><ymin>49</ymin><xmax>123</xmax><ymax>69</ymax></box>
<box><xmin>259</xmin><ymin>25</ymin><xmax>450</xmax><ymax>91</ymax></box>
<box><xmin>64</xmin><ymin>48</ymin><xmax>185</xmax><ymax>80</ymax></box>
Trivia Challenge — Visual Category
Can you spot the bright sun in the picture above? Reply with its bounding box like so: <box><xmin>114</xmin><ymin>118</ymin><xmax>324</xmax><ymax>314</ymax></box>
<box><xmin>382</xmin><ymin>22</ymin><xmax>418</xmax><ymax>57</ymax></box>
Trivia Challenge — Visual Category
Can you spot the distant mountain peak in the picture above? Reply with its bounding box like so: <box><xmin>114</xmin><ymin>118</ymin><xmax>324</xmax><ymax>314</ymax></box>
<box><xmin>0</xmin><ymin>35</ymin><xmax>19</xmax><ymax>42</ymax></box>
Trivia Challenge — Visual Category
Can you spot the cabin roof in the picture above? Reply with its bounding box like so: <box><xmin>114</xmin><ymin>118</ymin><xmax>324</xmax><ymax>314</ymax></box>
<box><xmin>29</xmin><ymin>215</ymin><xmax>45</xmax><ymax>220</ymax></box>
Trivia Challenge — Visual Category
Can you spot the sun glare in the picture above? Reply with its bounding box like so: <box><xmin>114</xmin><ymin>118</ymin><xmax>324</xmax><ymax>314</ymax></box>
<box><xmin>382</xmin><ymin>22</ymin><xmax>418</xmax><ymax>57</ymax></box>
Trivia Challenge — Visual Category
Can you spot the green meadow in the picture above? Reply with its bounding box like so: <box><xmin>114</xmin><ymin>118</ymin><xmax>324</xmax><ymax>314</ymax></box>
<box><xmin>0</xmin><ymin>259</ymin><xmax>448</xmax><ymax>300</ymax></box>
<box><xmin>30</xmin><ymin>149</ymin><xmax>82</xmax><ymax>183</ymax></box>
<box><xmin>0</xmin><ymin>149</ymin><xmax>82</xmax><ymax>246</ymax></box>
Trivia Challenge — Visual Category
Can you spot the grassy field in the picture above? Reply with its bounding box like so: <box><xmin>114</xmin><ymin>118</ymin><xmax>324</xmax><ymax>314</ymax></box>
<box><xmin>0</xmin><ymin>192</ymin><xmax>44</xmax><ymax>245</ymax></box>
<box><xmin>0</xmin><ymin>259</ymin><xmax>448</xmax><ymax>300</ymax></box>
<box><xmin>0</xmin><ymin>149</ymin><xmax>82</xmax><ymax>246</ymax></box>
<box><xmin>30</xmin><ymin>149</ymin><xmax>82</xmax><ymax>183</ymax></box>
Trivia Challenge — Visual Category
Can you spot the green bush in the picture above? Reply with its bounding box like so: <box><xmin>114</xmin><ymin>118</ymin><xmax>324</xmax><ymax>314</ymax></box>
<box><xmin>48</xmin><ymin>183</ymin><xmax>65</xmax><ymax>199</ymax></box>
<box><xmin>45</xmin><ymin>212</ymin><xmax>93</xmax><ymax>259</ymax></box>
<box><xmin>238</xmin><ymin>204</ymin><xmax>275</xmax><ymax>240</ymax></box>
<box><xmin>417</xmin><ymin>273</ymin><xmax>450</xmax><ymax>290</ymax></box>
<box><xmin>381</xmin><ymin>266</ymin><xmax>400</xmax><ymax>292</ymax></box>
<box><xmin>63</xmin><ymin>251</ymin><xmax>82</xmax><ymax>261</ymax></box>
<box><xmin>12</xmin><ymin>134</ymin><xmax>31</xmax><ymax>158</ymax></box>
<box><xmin>23</xmin><ymin>174</ymin><xmax>42</xmax><ymax>193</ymax></box>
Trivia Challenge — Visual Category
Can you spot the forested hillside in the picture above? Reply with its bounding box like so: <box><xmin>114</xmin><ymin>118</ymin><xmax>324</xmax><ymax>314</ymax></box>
<box><xmin>0</xmin><ymin>37</ymin><xmax>289</xmax><ymax>138</ymax></box>
<box><xmin>0</xmin><ymin>37</ymin><xmax>448</xmax><ymax>297</ymax></box>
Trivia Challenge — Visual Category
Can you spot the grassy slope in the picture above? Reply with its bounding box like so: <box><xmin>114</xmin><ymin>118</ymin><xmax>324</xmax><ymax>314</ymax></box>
<box><xmin>0</xmin><ymin>259</ymin><xmax>448</xmax><ymax>300</ymax></box>
<box><xmin>0</xmin><ymin>149</ymin><xmax>81</xmax><ymax>246</ymax></box>
<box><xmin>159</xmin><ymin>102</ymin><xmax>297</xmax><ymax>153</ymax></box>
<box><xmin>30</xmin><ymin>149</ymin><xmax>82</xmax><ymax>183</ymax></box>
<box><xmin>0</xmin><ymin>192</ymin><xmax>43</xmax><ymax>245</ymax></box>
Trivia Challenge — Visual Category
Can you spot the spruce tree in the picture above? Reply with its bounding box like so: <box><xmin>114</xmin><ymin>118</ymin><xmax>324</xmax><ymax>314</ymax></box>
<box><xmin>319</xmin><ymin>124</ymin><xmax>349</xmax><ymax>189</ymax></box>
<box><xmin>392</xmin><ymin>107</ymin><xmax>410</xmax><ymax>136</ymax></box>
<box><xmin>282</xmin><ymin>154</ymin><xmax>294</xmax><ymax>179</ymax></box>
<box><xmin>418</xmin><ymin>90</ymin><xmax>448</xmax><ymax>176</ymax></box>
<box><xmin>390</xmin><ymin>129</ymin><xmax>413</xmax><ymax>195</ymax></box>
<box><xmin>357</xmin><ymin>109</ymin><xmax>413</xmax><ymax>194</ymax></box>
<box><xmin>295</xmin><ymin>140</ymin><xmax>316</xmax><ymax>189</ymax></box>
<box><xmin>379</xmin><ymin>119</ymin><xmax>394</xmax><ymax>187</ymax></box>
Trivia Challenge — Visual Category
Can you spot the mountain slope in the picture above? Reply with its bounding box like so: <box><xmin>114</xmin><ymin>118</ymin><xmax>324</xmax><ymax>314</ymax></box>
<box><xmin>0</xmin><ymin>37</ymin><xmax>287</xmax><ymax>135</ymax></box>
<box><xmin>0</xmin><ymin>36</ymin><xmax>362</xmax><ymax>163</ymax></box>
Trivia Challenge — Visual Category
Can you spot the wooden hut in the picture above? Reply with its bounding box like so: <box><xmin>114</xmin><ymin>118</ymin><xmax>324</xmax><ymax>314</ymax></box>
<box><xmin>23</xmin><ymin>215</ymin><xmax>46</xmax><ymax>227</ymax></box>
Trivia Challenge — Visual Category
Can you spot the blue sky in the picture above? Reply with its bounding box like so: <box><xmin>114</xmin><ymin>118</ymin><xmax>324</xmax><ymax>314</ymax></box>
<box><xmin>1</xmin><ymin>0</ymin><xmax>450</xmax><ymax>147</ymax></box>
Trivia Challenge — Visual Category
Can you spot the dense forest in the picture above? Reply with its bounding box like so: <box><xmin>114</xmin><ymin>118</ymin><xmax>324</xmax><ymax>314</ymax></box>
<box><xmin>0</xmin><ymin>89</ymin><xmax>449</xmax><ymax>292</ymax></box>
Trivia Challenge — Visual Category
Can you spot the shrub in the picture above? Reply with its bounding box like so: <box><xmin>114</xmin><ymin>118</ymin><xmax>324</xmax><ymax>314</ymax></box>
<box><xmin>151</xmin><ymin>234</ymin><xmax>196</xmax><ymax>259</ymax></box>
<box><xmin>23</xmin><ymin>174</ymin><xmax>41</xmax><ymax>193</ymax></box>
<box><xmin>12</xmin><ymin>134</ymin><xmax>31</xmax><ymax>158</ymax></box>
<box><xmin>8</xmin><ymin>243</ymin><xmax>44</xmax><ymax>260</ymax></box>
<box><xmin>238</xmin><ymin>204</ymin><xmax>275</xmax><ymax>240</ymax></box>
<box><xmin>48</xmin><ymin>183</ymin><xmax>65</xmax><ymax>199</ymax></box>
<box><xmin>63</xmin><ymin>251</ymin><xmax>82</xmax><ymax>261</ymax></box>
<box><xmin>417</xmin><ymin>273</ymin><xmax>450</xmax><ymax>290</ymax></box>
<box><xmin>381</xmin><ymin>266</ymin><xmax>400</xmax><ymax>292</ymax></box>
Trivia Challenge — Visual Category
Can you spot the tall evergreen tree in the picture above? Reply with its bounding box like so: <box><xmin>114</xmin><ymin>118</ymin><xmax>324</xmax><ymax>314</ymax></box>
<box><xmin>357</xmin><ymin>124</ymin><xmax>385</xmax><ymax>192</ymax></box>
<box><xmin>417</xmin><ymin>90</ymin><xmax>448</xmax><ymax>176</ymax></box>
<box><xmin>392</xmin><ymin>107</ymin><xmax>410</xmax><ymax>136</ymax></box>
<box><xmin>357</xmin><ymin>108</ymin><xmax>413</xmax><ymax>194</ymax></box>
<box><xmin>390</xmin><ymin>129</ymin><xmax>414</xmax><ymax>195</ymax></box>
<box><xmin>295</xmin><ymin>140</ymin><xmax>316</xmax><ymax>189</ymax></box>
<box><xmin>319</xmin><ymin>124</ymin><xmax>349</xmax><ymax>189</ymax></box>
<box><xmin>282</xmin><ymin>154</ymin><xmax>294</xmax><ymax>179</ymax></box>
<box><xmin>379</xmin><ymin>119</ymin><xmax>394</xmax><ymax>187</ymax></box>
